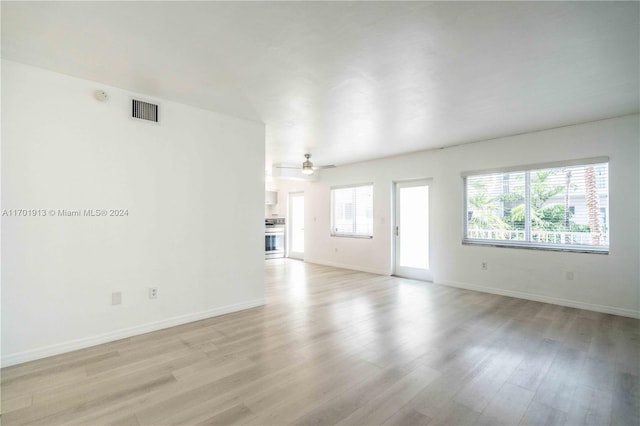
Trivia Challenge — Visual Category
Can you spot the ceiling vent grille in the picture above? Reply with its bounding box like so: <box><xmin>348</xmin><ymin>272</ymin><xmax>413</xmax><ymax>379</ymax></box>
<box><xmin>132</xmin><ymin>99</ymin><xmax>158</xmax><ymax>123</ymax></box>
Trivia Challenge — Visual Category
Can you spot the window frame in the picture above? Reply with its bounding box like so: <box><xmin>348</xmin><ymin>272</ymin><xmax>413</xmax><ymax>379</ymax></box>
<box><xmin>330</xmin><ymin>183</ymin><xmax>374</xmax><ymax>239</ymax></box>
<box><xmin>462</xmin><ymin>157</ymin><xmax>609</xmax><ymax>254</ymax></box>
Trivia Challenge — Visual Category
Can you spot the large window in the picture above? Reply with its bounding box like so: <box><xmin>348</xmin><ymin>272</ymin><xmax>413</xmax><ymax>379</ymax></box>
<box><xmin>463</xmin><ymin>158</ymin><xmax>609</xmax><ymax>253</ymax></box>
<box><xmin>331</xmin><ymin>184</ymin><xmax>373</xmax><ymax>238</ymax></box>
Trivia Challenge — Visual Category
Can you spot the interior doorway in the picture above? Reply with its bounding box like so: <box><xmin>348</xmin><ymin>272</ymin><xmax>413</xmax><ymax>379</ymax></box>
<box><xmin>393</xmin><ymin>179</ymin><xmax>432</xmax><ymax>281</ymax></box>
<box><xmin>288</xmin><ymin>192</ymin><xmax>304</xmax><ymax>259</ymax></box>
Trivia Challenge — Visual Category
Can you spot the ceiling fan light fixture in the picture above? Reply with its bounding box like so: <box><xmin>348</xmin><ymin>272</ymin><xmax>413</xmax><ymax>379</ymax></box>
<box><xmin>302</xmin><ymin>164</ymin><xmax>314</xmax><ymax>175</ymax></box>
<box><xmin>302</xmin><ymin>154</ymin><xmax>314</xmax><ymax>174</ymax></box>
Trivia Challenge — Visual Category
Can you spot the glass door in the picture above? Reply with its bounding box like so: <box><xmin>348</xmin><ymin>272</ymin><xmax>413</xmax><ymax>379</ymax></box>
<box><xmin>394</xmin><ymin>179</ymin><xmax>432</xmax><ymax>281</ymax></box>
<box><xmin>289</xmin><ymin>192</ymin><xmax>304</xmax><ymax>259</ymax></box>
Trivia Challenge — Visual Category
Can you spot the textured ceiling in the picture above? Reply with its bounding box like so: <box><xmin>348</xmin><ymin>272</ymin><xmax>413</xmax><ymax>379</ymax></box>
<box><xmin>2</xmin><ymin>2</ymin><xmax>639</xmax><ymax>168</ymax></box>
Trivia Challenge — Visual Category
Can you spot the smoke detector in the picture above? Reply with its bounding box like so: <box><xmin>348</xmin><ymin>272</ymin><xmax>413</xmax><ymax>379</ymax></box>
<box><xmin>93</xmin><ymin>90</ymin><xmax>109</xmax><ymax>102</ymax></box>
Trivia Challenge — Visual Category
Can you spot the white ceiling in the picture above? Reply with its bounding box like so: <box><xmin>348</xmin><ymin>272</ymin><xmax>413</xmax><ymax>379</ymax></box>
<box><xmin>3</xmin><ymin>2</ymin><xmax>639</xmax><ymax>168</ymax></box>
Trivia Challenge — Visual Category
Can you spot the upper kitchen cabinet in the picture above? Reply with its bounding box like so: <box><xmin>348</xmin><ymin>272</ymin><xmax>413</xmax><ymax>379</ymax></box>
<box><xmin>265</xmin><ymin>190</ymin><xmax>278</xmax><ymax>205</ymax></box>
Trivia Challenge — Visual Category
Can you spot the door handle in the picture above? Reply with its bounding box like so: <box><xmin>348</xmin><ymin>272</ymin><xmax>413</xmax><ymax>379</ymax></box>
<box><xmin>396</xmin><ymin>226</ymin><xmax>399</xmax><ymax>236</ymax></box>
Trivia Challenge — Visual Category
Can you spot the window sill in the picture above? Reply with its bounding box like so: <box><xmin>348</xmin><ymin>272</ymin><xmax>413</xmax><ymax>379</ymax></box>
<box><xmin>462</xmin><ymin>239</ymin><xmax>609</xmax><ymax>254</ymax></box>
<box><xmin>331</xmin><ymin>234</ymin><xmax>373</xmax><ymax>239</ymax></box>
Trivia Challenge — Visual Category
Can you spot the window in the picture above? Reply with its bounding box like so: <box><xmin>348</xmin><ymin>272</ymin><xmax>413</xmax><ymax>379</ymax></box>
<box><xmin>331</xmin><ymin>184</ymin><xmax>373</xmax><ymax>238</ymax></box>
<box><xmin>463</xmin><ymin>158</ymin><xmax>609</xmax><ymax>253</ymax></box>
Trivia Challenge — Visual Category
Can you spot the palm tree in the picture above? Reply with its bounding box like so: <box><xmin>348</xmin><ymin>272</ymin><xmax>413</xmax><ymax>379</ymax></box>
<box><xmin>468</xmin><ymin>192</ymin><xmax>509</xmax><ymax>230</ymax></box>
<box><xmin>510</xmin><ymin>170</ymin><xmax>566</xmax><ymax>231</ymax></box>
<box><xmin>466</xmin><ymin>180</ymin><xmax>509</xmax><ymax>239</ymax></box>
<box><xmin>584</xmin><ymin>166</ymin><xmax>601</xmax><ymax>245</ymax></box>
<box><xmin>564</xmin><ymin>170</ymin><xmax>572</xmax><ymax>243</ymax></box>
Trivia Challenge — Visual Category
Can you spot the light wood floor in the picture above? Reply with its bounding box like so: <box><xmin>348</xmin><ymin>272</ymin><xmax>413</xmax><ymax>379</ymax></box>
<box><xmin>2</xmin><ymin>259</ymin><xmax>638</xmax><ymax>425</ymax></box>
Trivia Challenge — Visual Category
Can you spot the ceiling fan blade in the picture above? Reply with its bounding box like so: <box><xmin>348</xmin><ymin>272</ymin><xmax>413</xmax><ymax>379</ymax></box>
<box><xmin>312</xmin><ymin>165</ymin><xmax>336</xmax><ymax>170</ymax></box>
<box><xmin>274</xmin><ymin>165</ymin><xmax>301</xmax><ymax>169</ymax></box>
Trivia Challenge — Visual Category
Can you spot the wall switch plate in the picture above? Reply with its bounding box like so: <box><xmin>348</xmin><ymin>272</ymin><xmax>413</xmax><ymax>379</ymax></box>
<box><xmin>112</xmin><ymin>291</ymin><xmax>122</xmax><ymax>305</ymax></box>
<box><xmin>566</xmin><ymin>271</ymin><xmax>575</xmax><ymax>280</ymax></box>
<box><xmin>149</xmin><ymin>287</ymin><xmax>158</xmax><ymax>299</ymax></box>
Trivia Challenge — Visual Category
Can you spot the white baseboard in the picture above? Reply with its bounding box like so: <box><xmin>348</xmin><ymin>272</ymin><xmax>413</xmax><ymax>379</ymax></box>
<box><xmin>304</xmin><ymin>258</ymin><xmax>389</xmax><ymax>276</ymax></box>
<box><xmin>437</xmin><ymin>280</ymin><xmax>639</xmax><ymax>319</ymax></box>
<box><xmin>1</xmin><ymin>298</ymin><xmax>266</xmax><ymax>368</ymax></box>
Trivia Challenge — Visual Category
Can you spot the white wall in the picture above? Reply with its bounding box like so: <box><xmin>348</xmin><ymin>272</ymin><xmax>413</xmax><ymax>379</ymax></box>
<box><xmin>1</xmin><ymin>60</ymin><xmax>266</xmax><ymax>366</ymax></box>
<box><xmin>304</xmin><ymin>115</ymin><xmax>640</xmax><ymax>317</ymax></box>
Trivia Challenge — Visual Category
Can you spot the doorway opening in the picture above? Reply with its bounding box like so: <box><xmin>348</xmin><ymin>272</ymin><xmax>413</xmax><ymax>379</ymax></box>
<box><xmin>393</xmin><ymin>179</ymin><xmax>432</xmax><ymax>281</ymax></box>
<box><xmin>288</xmin><ymin>192</ymin><xmax>304</xmax><ymax>259</ymax></box>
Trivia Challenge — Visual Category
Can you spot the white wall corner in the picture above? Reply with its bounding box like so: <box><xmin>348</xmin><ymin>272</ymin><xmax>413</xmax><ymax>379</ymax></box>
<box><xmin>304</xmin><ymin>258</ymin><xmax>391</xmax><ymax>276</ymax></box>
<box><xmin>0</xmin><ymin>298</ymin><xmax>266</xmax><ymax>368</ymax></box>
<box><xmin>436</xmin><ymin>279</ymin><xmax>640</xmax><ymax>319</ymax></box>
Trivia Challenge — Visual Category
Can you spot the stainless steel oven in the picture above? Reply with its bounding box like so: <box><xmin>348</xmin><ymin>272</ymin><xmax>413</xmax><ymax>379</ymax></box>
<box><xmin>265</xmin><ymin>218</ymin><xmax>285</xmax><ymax>259</ymax></box>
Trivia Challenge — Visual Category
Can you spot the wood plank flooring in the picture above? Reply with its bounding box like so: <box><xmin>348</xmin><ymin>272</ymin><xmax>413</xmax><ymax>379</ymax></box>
<box><xmin>2</xmin><ymin>259</ymin><xmax>638</xmax><ymax>425</ymax></box>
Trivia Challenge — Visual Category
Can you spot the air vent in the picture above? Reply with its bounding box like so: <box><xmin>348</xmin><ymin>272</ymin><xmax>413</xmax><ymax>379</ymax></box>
<box><xmin>132</xmin><ymin>99</ymin><xmax>158</xmax><ymax>123</ymax></box>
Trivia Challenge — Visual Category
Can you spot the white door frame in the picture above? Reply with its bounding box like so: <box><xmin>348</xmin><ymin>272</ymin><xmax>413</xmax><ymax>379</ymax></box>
<box><xmin>288</xmin><ymin>191</ymin><xmax>304</xmax><ymax>260</ymax></box>
<box><xmin>393</xmin><ymin>179</ymin><xmax>432</xmax><ymax>281</ymax></box>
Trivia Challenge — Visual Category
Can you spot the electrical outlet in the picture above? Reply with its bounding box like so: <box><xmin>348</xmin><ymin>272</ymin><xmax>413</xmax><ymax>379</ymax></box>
<box><xmin>566</xmin><ymin>271</ymin><xmax>574</xmax><ymax>280</ymax></box>
<box><xmin>112</xmin><ymin>291</ymin><xmax>122</xmax><ymax>306</ymax></box>
<box><xmin>481</xmin><ymin>262</ymin><xmax>488</xmax><ymax>270</ymax></box>
<box><xmin>335</xmin><ymin>248</ymin><xmax>338</xmax><ymax>253</ymax></box>
<box><xmin>149</xmin><ymin>287</ymin><xmax>158</xmax><ymax>299</ymax></box>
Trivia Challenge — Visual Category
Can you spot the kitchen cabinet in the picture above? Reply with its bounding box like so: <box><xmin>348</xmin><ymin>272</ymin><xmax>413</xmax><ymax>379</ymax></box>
<box><xmin>265</xmin><ymin>191</ymin><xmax>278</xmax><ymax>205</ymax></box>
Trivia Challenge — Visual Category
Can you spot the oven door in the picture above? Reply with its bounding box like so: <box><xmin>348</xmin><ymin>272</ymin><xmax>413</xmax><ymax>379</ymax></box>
<box><xmin>265</xmin><ymin>230</ymin><xmax>285</xmax><ymax>258</ymax></box>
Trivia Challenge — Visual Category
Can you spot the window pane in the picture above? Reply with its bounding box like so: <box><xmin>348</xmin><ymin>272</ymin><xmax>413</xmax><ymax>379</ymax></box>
<box><xmin>464</xmin><ymin>160</ymin><xmax>609</xmax><ymax>252</ymax></box>
<box><xmin>333</xmin><ymin>187</ymin><xmax>355</xmax><ymax>234</ymax></box>
<box><xmin>466</xmin><ymin>172</ymin><xmax>525</xmax><ymax>241</ymax></box>
<box><xmin>399</xmin><ymin>185</ymin><xmax>429</xmax><ymax>269</ymax></box>
<box><xmin>530</xmin><ymin>164</ymin><xmax>608</xmax><ymax>246</ymax></box>
<box><xmin>331</xmin><ymin>184</ymin><xmax>373</xmax><ymax>237</ymax></box>
<box><xmin>354</xmin><ymin>186</ymin><xmax>373</xmax><ymax>236</ymax></box>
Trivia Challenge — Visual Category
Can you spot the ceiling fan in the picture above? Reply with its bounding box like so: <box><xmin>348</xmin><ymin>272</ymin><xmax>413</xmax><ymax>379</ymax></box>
<box><xmin>275</xmin><ymin>154</ymin><xmax>336</xmax><ymax>175</ymax></box>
